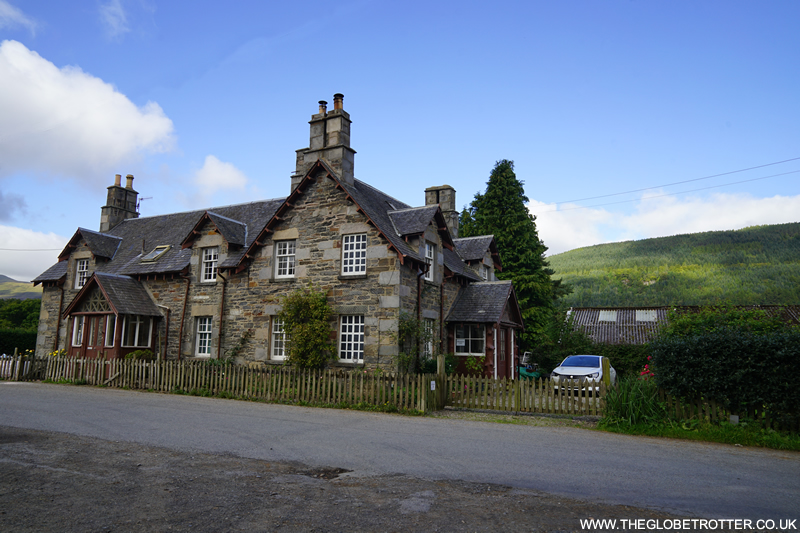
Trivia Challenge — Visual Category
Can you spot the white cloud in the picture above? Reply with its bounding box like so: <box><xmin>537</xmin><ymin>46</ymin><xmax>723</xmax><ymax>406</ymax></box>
<box><xmin>531</xmin><ymin>192</ymin><xmax>800</xmax><ymax>257</ymax></box>
<box><xmin>0</xmin><ymin>40</ymin><xmax>174</xmax><ymax>184</ymax></box>
<box><xmin>0</xmin><ymin>225</ymin><xmax>67</xmax><ymax>282</ymax></box>
<box><xmin>189</xmin><ymin>155</ymin><xmax>249</xmax><ymax>203</ymax></box>
<box><xmin>99</xmin><ymin>0</ymin><xmax>129</xmax><ymax>39</ymax></box>
<box><xmin>0</xmin><ymin>1</ymin><xmax>38</xmax><ymax>35</ymax></box>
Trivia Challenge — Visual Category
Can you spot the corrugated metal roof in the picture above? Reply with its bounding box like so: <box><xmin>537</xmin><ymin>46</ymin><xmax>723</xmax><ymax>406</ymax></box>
<box><xmin>569</xmin><ymin>306</ymin><xmax>800</xmax><ymax>345</ymax></box>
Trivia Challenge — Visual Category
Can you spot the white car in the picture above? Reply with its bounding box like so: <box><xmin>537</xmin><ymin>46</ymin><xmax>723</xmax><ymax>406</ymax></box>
<box><xmin>550</xmin><ymin>355</ymin><xmax>617</xmax><ymax>391</ymax></box>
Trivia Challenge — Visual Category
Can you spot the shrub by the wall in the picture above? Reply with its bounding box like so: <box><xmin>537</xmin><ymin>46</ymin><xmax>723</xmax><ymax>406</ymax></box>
<box><xmin>0</xmin><ymin>329</ymin><xmax>37</xmax><ymax>355</ymax></box>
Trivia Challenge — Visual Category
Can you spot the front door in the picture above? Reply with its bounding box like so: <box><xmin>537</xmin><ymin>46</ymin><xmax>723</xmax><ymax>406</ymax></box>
<box><xmin>83</xmin><ymin>315</ymin><xmax>103</xmax><ymax>359</ymax></box>
<box><xmin>496</xmin><ymin>327</ymin><xmax>509</xmax><ymax>379</ymax></box>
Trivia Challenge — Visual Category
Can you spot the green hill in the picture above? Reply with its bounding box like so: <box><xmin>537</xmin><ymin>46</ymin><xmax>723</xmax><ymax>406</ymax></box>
<box><xmin>548</xmin><ymin>222</ymin><xmax>800</xmax><ymax>307</ymax></box>
<box><xmin>0</xmin><ymin>276</ymin><xmax>41</xmax><ymax>300</ymax></box>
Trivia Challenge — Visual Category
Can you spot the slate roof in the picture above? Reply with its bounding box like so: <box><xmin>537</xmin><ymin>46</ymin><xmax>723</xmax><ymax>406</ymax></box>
<box><xmin>446</xmin><ymin>281</ymin><xmax>519</xmax><ymax>324</ymax></box>
<box><xmin>337</xmin><ymin>177</ymin><xmax>422</xmax><ymax>262</ymax></box>
<box><xmin>92</xmin><ymin>273</ymin><xmax>162</xmax><ymax>316</ymax></box>
<box><xmin>35</xmin><ymin>161</ymin><xmax>494</xmax><ymax>289</ymax></box>
<box><xmin>79</xmin><ymin>229</ymin><xmax>123</xmax><ymax>259</ymax></box>
<box><xmin>32</xmin><ymin>261</ymin><xmax>67</xmax><ymax>284</ymax></box>
<box><xmin>37</xmin><ymin>198</ymin><xmax>284</xmax><ymax>279</ymax></box>
<box><xmin>63</xmin><ymin>272</ymin><xmax>162</xmax><ymax>317</ymax></box>
<box><xmin>453</xmin><ymin>236</ymin><xmax>495</xmax><ymax>262</ymax></box>
<box><xmin>443</xmin><ymin>247</ymin><xmax>481</xmax><ymax>281</ymax></box>
<box><xmin>207</xmin><ymin>212</ymin><xmax>247</xmax><ymax>247</ymax></box>
<box><xmin>387</xmin><ymin>206</ymin><xmax>440</xmax><ymax>236</ymax></box>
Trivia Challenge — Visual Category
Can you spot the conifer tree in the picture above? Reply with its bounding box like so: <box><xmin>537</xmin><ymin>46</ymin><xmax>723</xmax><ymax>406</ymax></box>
<box><xmin>459</xmin><ymin>159</ymin><xmax>566</xmax><ymax>346</ymax></box>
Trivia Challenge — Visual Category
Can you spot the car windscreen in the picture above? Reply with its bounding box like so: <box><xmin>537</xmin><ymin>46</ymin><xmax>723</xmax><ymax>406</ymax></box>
<box><xmin>561</xmin><ymin>355</ymin><xmax>600</xmax><ymax>368</ymax></box>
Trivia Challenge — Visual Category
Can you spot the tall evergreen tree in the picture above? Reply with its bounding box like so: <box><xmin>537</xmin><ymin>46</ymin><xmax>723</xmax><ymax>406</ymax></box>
<box><xmin>459</xmin><ymin>160</ymin><xmax>566</xmax><ymax>346</ymax></box>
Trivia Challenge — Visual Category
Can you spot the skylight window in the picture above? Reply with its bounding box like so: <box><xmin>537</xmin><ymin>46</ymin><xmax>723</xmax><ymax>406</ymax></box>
<box><xmin>636</xmin><ymin>310</ymin><xmax>658</xmax><ymax>322</ymax></box>
<box><xmin>598</xmin><ymin>310</ymin><xmax>617</xmax><ymax>323</ymax></box>
<box><xmin>141</xmin><ymin>245</ymin><xmax>171</xmax><ymax>262</ymax></box>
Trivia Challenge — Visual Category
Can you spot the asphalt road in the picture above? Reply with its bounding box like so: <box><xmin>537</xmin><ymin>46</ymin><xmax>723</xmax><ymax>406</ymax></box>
<box><xmin>1</xmin><ymin>382</ymin><xmax>798</xmax><ymax>520</ymax></box>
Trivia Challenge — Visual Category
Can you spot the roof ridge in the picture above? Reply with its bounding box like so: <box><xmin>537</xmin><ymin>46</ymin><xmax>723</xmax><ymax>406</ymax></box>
<box><xmin>387</xmin><ymin>205</ymin><xmax>437</xmax><ymax>214</ymax></box>
<box><xmin>352</xmin><ymin>178</ymin><xmax>412</xmax><ymax>209</ymax></box>
<box><xmin>121</xmin><ymin>197</ymin><xmax>287</xmax><ymax>222</ymax></box>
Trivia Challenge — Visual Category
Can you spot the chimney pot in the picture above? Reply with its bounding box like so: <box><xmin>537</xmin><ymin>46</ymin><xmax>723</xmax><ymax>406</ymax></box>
<box><xmin>114</xmin><ymin>174</ymin><xmax>122</xmax><ymax>187</ymax></box>
<box><xmin>125</xmin><ymin>174</ymin><xmax>134</xmax><ymax>189</ymax></box>
<box><xmin>333</xmin><ymin>93</ymin><xmax>344</xmax><ymax>110</ymax></box>
<box><xmin>318</xmin><ymin>100</ymin><xmax>327</xmax><ymax>114</ymax></box>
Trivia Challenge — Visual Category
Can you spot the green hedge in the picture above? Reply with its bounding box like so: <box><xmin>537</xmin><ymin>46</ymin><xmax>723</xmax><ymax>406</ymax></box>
<box><xmin>0</xmin><ymin>329</ymin><xmax>37</xmax><ymax>355</ymax></box>
<box><xmin>590</xmin><ymin>343</ymin><xmax>651</xmax><ymax>378</ymax></box>
<box><xmin>651</xmin><ymin>328</ymin><xmax>800</xmax><ymax>427</ymax></box>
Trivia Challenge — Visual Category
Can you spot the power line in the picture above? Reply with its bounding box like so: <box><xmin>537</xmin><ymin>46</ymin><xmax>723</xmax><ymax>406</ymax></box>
<box><xmin>0</xmin><ymin>248</ymin><xmax>62</xmax><ymax>251</ymax></box>
<box><xmin>540</xmin><ymin>170</ymin><xmax>800</xmax><ymax>213</ymax></box>
<box><xmin>550</xmin><ymin>156</ymin><xmax>800</xmax><ymax>205</ymax></box>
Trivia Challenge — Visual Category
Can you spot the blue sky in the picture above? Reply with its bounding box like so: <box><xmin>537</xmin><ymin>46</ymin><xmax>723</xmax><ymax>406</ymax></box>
<box><xmin>1</xmin><ymin>0</ymin><xmax>799</xmax><ymax>281</ymax></box>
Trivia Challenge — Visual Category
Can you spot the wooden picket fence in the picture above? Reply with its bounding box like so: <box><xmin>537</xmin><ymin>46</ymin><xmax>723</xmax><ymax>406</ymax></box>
<box><xmin>36</xmin><ymin>356</ymin><xmax>433</xmax><ymax>412</ymax></box>
<box><xmin>657</xmin><ymin>389</ymin><xmax>799</xmax><ymax>433</ymax></box>
<box><xmin>444</xmin><ymin>374</ymin><xmax>607</xmax><ymax>416</ymax></box>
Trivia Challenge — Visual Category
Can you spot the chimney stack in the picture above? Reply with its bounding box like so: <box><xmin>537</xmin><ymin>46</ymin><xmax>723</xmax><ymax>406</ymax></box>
<box><xmin>425</xmin><ymin>185</ymin><xmax>459</xmax><ymax>238</ymax></box>
<box><xmin>100</xmin><ymin>173</ymin><xmax>140</xmax><ymax>232</ymax></box>
<box><xmin>292</xmin><ymin>93</ymin><xmax>356</xmax><ymax>192</ymax></box>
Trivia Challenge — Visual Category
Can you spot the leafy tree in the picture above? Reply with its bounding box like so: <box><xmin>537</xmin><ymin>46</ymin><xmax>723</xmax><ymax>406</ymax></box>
<box><xmin>0</xmin><ymin>299</ymin><xmax>41</xmax><ymax>330</ymax></box>
<box><xmin>277</xmin><ymin>285</ymin><xmax>335</xmax><ymax>370</ymax></box>
<box><xmin>459</xmin><ymin>160</ymin><xmax>568</xmax><ymax>346</ymax></box>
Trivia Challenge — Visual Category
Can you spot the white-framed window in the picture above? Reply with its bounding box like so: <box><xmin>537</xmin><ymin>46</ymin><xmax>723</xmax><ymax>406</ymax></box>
<box><xmin>104</xmin><ymin>315</ymin><xmax>116</xmax><ymax>347</ymax></box>
<box><xmin>271</xmin><ymin>317</ymin><xmax>289</xmax><ymax>360</ymax></box>
<box><xmin>455</xmin><ymin>324</ymin><xmax>485</xmax><ymax>356</ymax></box>
<box><xmin>122</xmin><ymin>315</ymin><xmax>152</xmax><ymax>348</ymax></box>
<box><xmin>341</xmin><ymin>234</ymin><xmax>367</xmax><ymax>275</ymax></box>
<box><xmin>423</xmin><ymin>318</ymin><xmax>435</xmax><ymax>358</ymax></box>
<box><xmin>75</xmin><ymin>259</ymin><xmax>90</xmax><ymax>289</ymax></box>
<box><xmin>424</xmin><ymin>243</ymin><xmax>435</xmax><ymax>282</ymax></box>
<box><xmin>201</xmin><ymin>247</ymin><xmax>219</xmax><ymax>283</ymax></box>
<box><xmin>275</xmin><ymin>241</ymin><xmax>296</xmax><ymax>279</ymax></box>
<box><xmin>195</xmin><ymin>317</ymin><xmax>212</xmax><ymax>357</ymax></box>
<box><xmin>339</xmin><ymin>315</ymin><xmax>364</xmax><ymax>361</ymax></box>
<box><xmin>71</xmin><ymin>316</ymin><xmax>85</xmax><ymax>346</ymax></box>
<box><xmin>480</xmin><ymin>264</ymin><xmax>488</xmax><ymax>281</ymax></box>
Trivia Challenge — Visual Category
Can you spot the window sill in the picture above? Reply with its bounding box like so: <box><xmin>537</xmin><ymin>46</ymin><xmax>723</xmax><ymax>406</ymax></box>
<box><xmin>271</xmin><ymin>277</ymin><xmax>298</xmax><ymax>283</ymax></box>
<box><xmin>338</xmin><ymin>274</ymin><xmax>367</xmax><ymax>281</ymax></box>
<box><xmin>334</xmin><ymin>360</ymin><xmax>365</xmax><ymax>368</ymax></box>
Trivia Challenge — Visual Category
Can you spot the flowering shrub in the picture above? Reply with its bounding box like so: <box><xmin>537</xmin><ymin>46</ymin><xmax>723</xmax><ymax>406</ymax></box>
<box><xmin>639</xmin><ymin>356</ymin><xmax>655</xmax><ymax>380</ymax></box>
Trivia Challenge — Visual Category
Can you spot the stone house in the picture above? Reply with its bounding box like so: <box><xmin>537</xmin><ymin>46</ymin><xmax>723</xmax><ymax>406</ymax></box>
<box><xmin>33</xmin><ymin>95</ymin><xmax>524</xmax><ymax>378</ymax></box>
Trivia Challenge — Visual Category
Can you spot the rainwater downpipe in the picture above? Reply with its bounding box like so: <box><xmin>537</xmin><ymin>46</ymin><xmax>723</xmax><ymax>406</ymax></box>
<box><xmin>217</xmin><ymin>271</ymin><xmax>228</xmax><ymax>359</ymax></box>
<box><xmin>54</xmin><ymin>281</ymin><xmax>65</xmax><ymax>352</ymax></box>
<box><xmin>416</xmin><ymin>265</ymin><xmax>425</xmax><ymax>369</ymax></box>
<box><xmin>177</xmin><ymin>275</ymin><xmax>191</xmax><ymax>361</ymax></box>
<box><xmin>156</xmin><ymin>305</ymin><xmax>170</xmax><ymax>361</ymax></box>
<box><xmin>493</xmin><ymin>325</ymin><xmax>498</xmax><ymax>380</ymax></box>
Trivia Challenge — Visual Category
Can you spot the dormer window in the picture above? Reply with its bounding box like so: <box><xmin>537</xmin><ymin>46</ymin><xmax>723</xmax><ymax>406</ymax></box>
<box><xmin>141</xmin><ymin>245</ymin><xmax>171</xmax><ymax>262</ymax></box>
<box><xmin>75</xmin><ymin>259</ymin><xmax>89</xmax><ymax>289</ymax></box>
<box><xmin>424</xmin><ymin>243</ymin><xmax>435</xmax><ymax>282</ymax></box>
<box><xmin>202</xmin><ymin>247</ymin><xmax>218</xmax><ymax>282</ymax></box>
